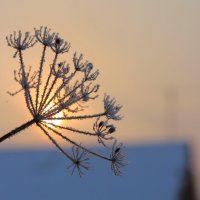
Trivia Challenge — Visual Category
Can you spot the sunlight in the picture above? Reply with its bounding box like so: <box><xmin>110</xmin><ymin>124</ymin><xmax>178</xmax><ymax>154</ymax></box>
<box><xmin>43</xmin><ymin>102</ymin><xmax>64</xmax><ymax>126</ymax></box>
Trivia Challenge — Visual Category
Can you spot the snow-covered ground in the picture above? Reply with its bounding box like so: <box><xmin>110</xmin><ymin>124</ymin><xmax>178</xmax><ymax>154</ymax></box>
<box><xmin>0</xmin><ymin>142</ymin><xmax>187</xmax><ymax>200</ymax></box>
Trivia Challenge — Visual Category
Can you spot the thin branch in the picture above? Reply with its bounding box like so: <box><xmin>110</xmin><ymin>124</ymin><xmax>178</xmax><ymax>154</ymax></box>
<box><xmin>35</xmin><ymin>45</ymin><xmax>47</xmax><ymax>112</ymax></box>
<box><xmin>39</xmin><ymin>76</ymin><xmax>58</xmax><ymax>113</ymax></box>
<box><xmin>38</xmin><ymin>124</ymin><xmax>74</xmax><ymax>161</ymax></box>
<box><xmin>42</xmin><ymin>122</ymin><xmax>111</xmax><ymax>161</ymax></box>
<box><xmin>45</xmin><ymin>122</ymin><xmax>96</xmax><ymax>136</ymax></box>
<box><xmin>41</xmin><ymin>70</ymin><xmax>78</xmax><ymax>115</ymax></box>
<box><xmin>46</xmin><ymin>112</ymin><xmax>106</xmax><ymax>121</ymax></box>
<box><xmin>19</xmin><ymin>50</ymin><xmax>36</xmax><ymax>116</ymax></box>
<box><xmin>0</xmin><ymin>119</ymin><xmax>35</xmax><ymax>143</ymax></box>
<box><xmin>38</xmin><ymin>53</ymin><xmax>58</xmax><ymax>113</ymax></box>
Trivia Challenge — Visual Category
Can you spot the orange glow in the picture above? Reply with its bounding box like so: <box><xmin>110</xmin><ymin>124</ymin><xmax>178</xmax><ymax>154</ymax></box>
<box><xmin>43</xmin><ymin>103</ymin><xmax>64</xmax><ymax>127</ymax></box>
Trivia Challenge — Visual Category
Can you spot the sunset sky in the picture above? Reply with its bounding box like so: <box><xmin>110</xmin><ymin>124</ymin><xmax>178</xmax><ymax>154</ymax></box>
<box><xmin>0</xmin><ymin>0</ymin><xmax>200</xmax><ymax>153</ymax></box>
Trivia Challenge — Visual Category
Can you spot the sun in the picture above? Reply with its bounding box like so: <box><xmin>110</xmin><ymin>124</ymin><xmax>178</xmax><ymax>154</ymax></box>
<box><xmin>51</xmin><ymin>111</ymin><xmax>63</xmax><ymax>126</ymax></box>
<box><xmin>43</xmin><ymin>102</ymin><xmax>64</xmax><ymax>126</ymax></box>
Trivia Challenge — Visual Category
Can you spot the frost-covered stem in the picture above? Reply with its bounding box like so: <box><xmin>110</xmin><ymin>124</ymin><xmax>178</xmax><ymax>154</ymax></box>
<box><xmin>35</xmin><ymin>45</ymin><xmax>47</xmax><ymax>112</ymax></box>
<box><xmin>19</xmin><ymin>50</ymin><xmax>36</xmax><ymax>116</ymax></box>
<box><xmin>38</xmin><ymin>53</ymin><xmax>58</xmax><ymax>113</ymax></box>
<box><xmin>47</xmin><ymin>112</ymin><xmax>106</xmax><ymax>121</ymax></box>
<box><xmin>39</xmin><ymin>76</ymin><xmax>58</xmax><ymax>113</ymax></box>
<box><xmin>38</xmin><ymin>124</ymin><xmax>74</xmax><ymax>161</ymax></box>
<box><xmin>46</xmin><ymin>123</ymin><xmax>96</xmax><ymax>136</ymax></box>
<box><xmin>47</xmin><ymin>93</ymin><xmax>91</xmax><ymax>118</ymax></box>
<box><xmin>42</xmin><ymin>123</ymin><xmax>111</xmax><ymax>161</ymax></box>
<box><xmin>43</xmin><ymin>80</ymin><xmax>86</xmax><ymax>117</ymax></box>
<box><xmin>41</xmin><ymin>81</ymin><xmax>65</xmax><ymax>113</ymax></box>
<box><xmin>0</xmin><ymin>119</ymin><xmax>36</xmax><ymax>143</ymax></box>
<box><xmin>49</xmin><ymin>91</ymin><xmax>100</xmax><ymax>117</ymax></box>
<box><xmin>45</xmin><ymin>95</ymin><xmax>83</xmax><ymax>118</ymax></box>
<box><xmin>42</xmin><ymin>70</ymin><xmax>78</xmax><ymax>114</ymax></box>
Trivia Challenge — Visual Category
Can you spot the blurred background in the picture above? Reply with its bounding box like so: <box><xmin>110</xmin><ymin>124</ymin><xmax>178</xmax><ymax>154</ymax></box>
<box><xmin>0</xmin><ymin>0</ymin><xmax>200</xmax><ymax>199</ymax></box>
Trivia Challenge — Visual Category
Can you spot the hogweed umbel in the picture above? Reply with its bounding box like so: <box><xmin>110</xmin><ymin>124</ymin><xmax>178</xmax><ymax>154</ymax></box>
<box><xmin>1</xmin><ymin>26</ymin><xmax>127</xmax><ymax>176</ymax></box>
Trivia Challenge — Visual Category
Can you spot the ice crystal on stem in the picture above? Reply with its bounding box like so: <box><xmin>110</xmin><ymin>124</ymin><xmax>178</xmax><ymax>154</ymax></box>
<box><xmin>1</xmin><ymin>26</ymin><xmax>126</xmax><ymax>177</ymax></box>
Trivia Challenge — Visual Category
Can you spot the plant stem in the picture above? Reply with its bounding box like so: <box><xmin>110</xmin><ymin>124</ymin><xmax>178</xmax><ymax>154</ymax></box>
<box><xmin>36</xmin><ymin>45</ymin><xmax>47</xmax><ymax>113</ymax></box>
<box><xmin>19</xmin><ymin>50</ymin><xmax>36</xmax><ymax>116</ymax></box>
<box><xmin>0</xmin><ymin>119</ymin><xmax>36</xmax><ymax>143</ymax></box>
<box><xmin>38</xmin><ymin>53</ymin><xmax>58</xmax><ymax>113</ymax></box>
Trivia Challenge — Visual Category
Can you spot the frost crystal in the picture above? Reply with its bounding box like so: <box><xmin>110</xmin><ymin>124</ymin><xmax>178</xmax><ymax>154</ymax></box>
<box><xmin>104</xmin><ymin>95</ymin><xmax>123</xmax><ymax>120</ymax></box>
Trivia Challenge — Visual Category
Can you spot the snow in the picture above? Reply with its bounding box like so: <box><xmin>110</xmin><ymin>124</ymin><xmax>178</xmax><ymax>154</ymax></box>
<box><xmin>0</xmin><ymin>142</ymin><xmax>187</xmax><ymax>200</ymax></box>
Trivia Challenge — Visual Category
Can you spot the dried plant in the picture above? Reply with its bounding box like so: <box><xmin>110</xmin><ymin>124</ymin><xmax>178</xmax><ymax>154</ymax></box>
<box><xmin>0</xmin><ymin>27</ymin><xmax>127</xmax><ymax>176</ymax></box>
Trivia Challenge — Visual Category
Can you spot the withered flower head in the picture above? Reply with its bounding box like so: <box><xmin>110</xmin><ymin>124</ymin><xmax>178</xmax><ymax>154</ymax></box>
<box><xmin>2</xmin><ymin>27</ymin><xmax>126</xmax><ymax>177</ymax></box>
<box><xmin>67</xmin><ymin>145</ymin><xmax>91</xmax><ymax>177</ymax></box>
<box><xmin>51</xmin><ymin>36</ymin><xmax>71</xmax><ymax>54</ymax></box>
<box><xmin>34</xmin><ymin>26</ymin><xmax>58</xmax><ymax>46</ymax></box>
<box><xmin>93</xmin><ymin>118</ymin><xmax>116</xmax><ymax>147</ymax></box>
<box><xmin>104</xmin><ymin>95</ymin><xmax>123</xmax><ymax>121</ymax></box>
<box><xmin>110</xmin><ymin>141</ymin><xmax>127</xmax><ymax>176</ymax></box>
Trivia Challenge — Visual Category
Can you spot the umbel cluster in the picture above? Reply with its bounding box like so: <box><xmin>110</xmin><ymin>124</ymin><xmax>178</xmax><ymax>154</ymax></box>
<box><xmin>1</xmin><ymin>27</ymin><xmax>126</xmax><ymax>177</ymax></box>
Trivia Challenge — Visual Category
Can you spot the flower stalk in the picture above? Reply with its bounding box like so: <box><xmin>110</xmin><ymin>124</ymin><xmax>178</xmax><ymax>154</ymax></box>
<box><xmin>0</xmin><ymin>119</ymin><xmax>36</xmax><ymax>143</ymax></box>
<box><xmin>1</xmin><ymin>26</ymin><xmax>126</xmax><ymax>176</ymax></box>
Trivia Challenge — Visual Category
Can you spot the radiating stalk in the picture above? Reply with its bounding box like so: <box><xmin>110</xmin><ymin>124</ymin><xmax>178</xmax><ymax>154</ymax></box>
<box><xmin>35</xmin><ymin>45</ymin><xmax>47</xmax><ymax>112</ymax></box>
